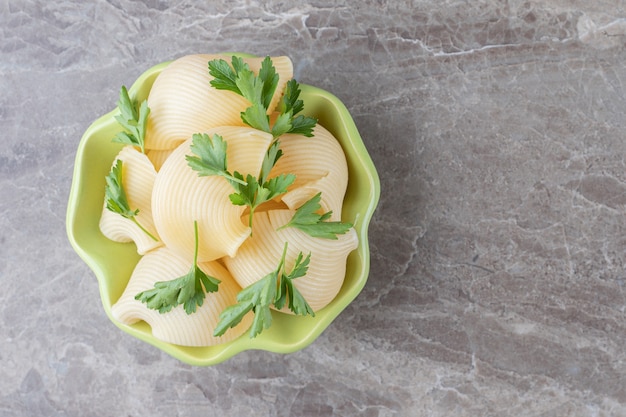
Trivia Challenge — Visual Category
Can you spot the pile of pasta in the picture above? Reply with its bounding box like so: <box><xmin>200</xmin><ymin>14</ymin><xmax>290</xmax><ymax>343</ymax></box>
<box><xmin>99</xmin><ymin>54</ymin><xmax>358</xmax><ymax>346</ymax></box>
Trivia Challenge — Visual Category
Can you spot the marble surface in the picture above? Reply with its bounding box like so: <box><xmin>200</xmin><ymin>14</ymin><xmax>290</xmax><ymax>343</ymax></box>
<box><xmin>2</xmin><ymin>0</ymin><xmax>626</xmax><ymax>415</ymax></box>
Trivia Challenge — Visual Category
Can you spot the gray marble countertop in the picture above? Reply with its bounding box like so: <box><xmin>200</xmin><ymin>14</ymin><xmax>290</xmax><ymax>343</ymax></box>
<box><xmin>2</xmin><ymin>1</ymin><xmax>626</xmax><ymax>416</ymax></box>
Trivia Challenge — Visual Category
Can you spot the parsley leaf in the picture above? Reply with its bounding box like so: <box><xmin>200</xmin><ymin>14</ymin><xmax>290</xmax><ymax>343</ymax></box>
<box><xmin>273</xmin><ymin>79</ymin><xmax>317</xmax><ymax>138</ymax></box>
<box><xmin>112</xmin><ymin>86</ymin><xmax>150</xmax><ymax>153</ymax></box>
<box><xmin>258</xmin><ymin>56</ymin><xmax>279</xmax><ymax>109</ymax></box>
<box><xmin>263</xmin><ymin>173</ymin><xmax>297</xmax><ymax>201</ymax></box>
<box><xmin>186</xmin><ymin>133</ymin><xmax>247</xmax><ymax>185</ymax></box>
<box><xmin>214</xmin><ymin>242</ymin><xmax>314</xmax><ymax>339</ymax></box>
<box><xmin>104</xmin><ymin>159</ymin><xmax>158</xmax><ymax>241</ymax></box>
<box><xmin>135</xmin><ymin>221</ymin><xmax>220</xmax><ymax>314</ymax></box>
<box><xmin>234</xmin><ymin>63</ymin><xmax>264</xmax><ymax>105</ymax></box>
<box><xmin>269</xmin><ymin>111</ymin><xmax>294</xmax><ymax>138</ymax></box>
<box><xmin>240</xmin><ymin>100</ymin><xmax>270</xmax><ymax>133</ymax></box>
<box><xmin>278</xmin><ymin>192</ymin><xmax>353</xmax><ymax>239</ymax></box>
<box><xmin>207</xmin><ymin>58</ymin><xmax>241</xmax><ymax>94</ymax></box>
<box><xmin>212</xmin><ymin>269</ymin><xmax>276</xmax><ymax>338</ymax></box>
<box><xmin>208</xmin><ymin>56</ymin><xmax>272</xmax><ymax>133</ymax></box>
<box><xmin>228</xmin><ymin>171</ymin><xmax>295</xmax><ymax>230</ymax></box>
<box><xmin>259</xmin><ymin>140</ymin><xmax>283</xmax><ymax>185</ymax></box>
<box><xmin>274</xmin><ymin>251</ymin><xmax>314</xmax><ymax>316</ymax></box>
<box><xmin>186</xmin><ymin>133</ymin><xmax>294</xmax><ymax>233</ymax></box>
<box><xmin>279</xmin><ymin>79</ymin><xmax>305</xmax><ymax>115</ymax></box>
<box><xmin>207</xmin><ymin>55</ymin><xmax>317</xmax><ymax>138</ymax></box>
<box><xmin>288</xmin><ymin>114</ymin><xmax>318</xmax><ymax>137</ymax></box>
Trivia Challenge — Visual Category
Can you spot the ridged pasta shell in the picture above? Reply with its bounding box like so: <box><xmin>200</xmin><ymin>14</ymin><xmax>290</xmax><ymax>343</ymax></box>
<box><xmin>146</xmin><ymin>148</ymin><xmax>175</xmax><ymax>172</ymax></box>
<box><xmin>224</xmin><ymin>209</ymin><xmax>358</xmax><ymax>312</ymax></box>
<box><xmin>99</xmin><ymin>145</ymin><xmax>162</xmax><ymax>255</ymax></box>
<box><xmin>271</xmin><ymin>124</ymin><xmax>349</xmax><ymax>221</ymax></box>
<box><xmin>111</xmin><ymin>246</ymin><xmax>252</xmax><ymax>346</ymax></box>
<box><xmin>145</xmin><ymin>53</ymin><xmax>294</xmax><ymax>150</ymax></box>
<box><xmin>151</xmin><ymin>126</ymin><xmax>273</xmax><ymax>263</ymax></box>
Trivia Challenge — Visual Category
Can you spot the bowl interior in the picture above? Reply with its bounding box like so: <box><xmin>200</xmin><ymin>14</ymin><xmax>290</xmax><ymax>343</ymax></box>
<box><xmin>66</xmin><ymin>59</ymin><xmax>380</xmax><ymax>366</ymax></box>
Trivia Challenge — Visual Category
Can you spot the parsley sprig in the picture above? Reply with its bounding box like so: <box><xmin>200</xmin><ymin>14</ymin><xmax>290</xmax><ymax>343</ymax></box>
<box><xmin>112</xmin><ymin>86</ymin><xmax>150</xmax><ymax>154</ymax></box>
<box><xmin>208</xmin><ymin>56</ymin><xmax>317</xmax><ymax>138</ymax></box>
<box><xmin>187</xmin><ymin>134</ymin><xmax>295</xmax><ymax>232</ymax></box>
<box><xmin>228</xmin><ymin>170</ymin><xmax>295</xmax><ymax>230</ymax></box>
<box><xmin>278</xmin><ymin>192</ymin><xmax>353</xmax><ymax>239</ymax></box>
<box><xmin>213</xmin><ymin>242</ymin><xmax>314</xmax><ymax>338</ymax></box>
<box><xmin>104</xmin><ymin>159</ymin><xmax>158</xmax><ymax>241</ymax></box>
<box><xmin>135</xmin><ymin>221</ymin><xmax>221</xmax><ymax>314</ymax></box>
<box><xmin>185</xmin><ymin>133</ymin><xmax>247</xmax><ymax>185</ymax></box>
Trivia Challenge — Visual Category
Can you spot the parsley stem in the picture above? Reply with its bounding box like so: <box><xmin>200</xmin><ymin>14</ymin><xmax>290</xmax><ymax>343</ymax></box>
<box><xmin>274</xmin><ymin>242</ymin><xmax>289</xmax><ymax>293</ymax></box>
<box><xmin>193</xmin><ymin>220</ymin><xmax>199</xmax><ymax>265</ymax></box>
<box><xmin>222</xmin><ymin>172</ymin><xmax>247</xmax><ymax>186</ymax></box>
<box><xmin>131</xmin><ymin>217</ymin><xmax>158</xmax><ymax>241</ymax></box>
<box><xmin>278</xmin><ymin>241</ymin><xmax>289</xmax><ymax>271</ymax></box>
<box><xmin>247</xmin><ymin>207</ymin><xmax>255</xmax><ymax>235</ymax></box>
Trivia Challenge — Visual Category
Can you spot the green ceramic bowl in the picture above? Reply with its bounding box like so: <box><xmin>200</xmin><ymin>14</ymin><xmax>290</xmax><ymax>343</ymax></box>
<box><xmin>66</xmin><ymin>56</ymin><xmax>380</xmax><ymax>366</ymax></box>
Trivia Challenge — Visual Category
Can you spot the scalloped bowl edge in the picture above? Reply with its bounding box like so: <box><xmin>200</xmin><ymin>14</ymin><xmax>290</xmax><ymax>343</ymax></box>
<box><xmin>66</xmin><ymin>58</ymin><xmax>380</xmax><ymax>366</ymax></box>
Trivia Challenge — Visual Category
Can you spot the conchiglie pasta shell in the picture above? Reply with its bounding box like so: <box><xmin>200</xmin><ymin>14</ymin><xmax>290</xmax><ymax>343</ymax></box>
<box><xmin>152</xmin><ymin>126</ymin><xmax>273</xmax><ymax>263</ymax></box>
<box><xmin>145</xmin><ymin>54</ymin><xmax>294</xmax><ymax>150</ymax></box>
<box><xmin>224</xmin><ymin>209</ymin><xmax>358</xmax><ymax>312</ymax></box>
<box><xmin>99</xmin><ymin>146</ymin><xmax>162</xmax><ymax>255</ymax></box>
<box><xmin>146</xmin><ymin>148</ymin><xmax>175</xmax><ymax>172</ymax></box>
<box><xmin>271</xmin><ymin>124</ymin><xmax>349</xmax><ymax>221</ymax></box>
<box><xmin>111</xmin><ymin>246</ymin><xmax>252</xmax><ymax>346</ymax></box>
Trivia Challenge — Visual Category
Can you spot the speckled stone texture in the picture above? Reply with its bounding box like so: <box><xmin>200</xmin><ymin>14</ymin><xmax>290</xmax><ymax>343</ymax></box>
<box><xmin>2</xmin><ymin>0</ymin><xmax>626</xmax><ymax>416</ymax></box>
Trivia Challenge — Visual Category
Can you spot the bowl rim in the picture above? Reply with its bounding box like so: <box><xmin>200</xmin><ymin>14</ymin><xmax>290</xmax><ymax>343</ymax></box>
<box><xmin>66</xmin><ymin>55</ymin><xmax>381</xmax><ymax>366</ymax></box>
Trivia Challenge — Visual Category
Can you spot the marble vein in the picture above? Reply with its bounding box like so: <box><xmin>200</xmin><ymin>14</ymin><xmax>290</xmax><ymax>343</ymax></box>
<box><xmin>2</xmin><ymin>0</ymin><xmax>626</xmax><ymax>415</ymax></box>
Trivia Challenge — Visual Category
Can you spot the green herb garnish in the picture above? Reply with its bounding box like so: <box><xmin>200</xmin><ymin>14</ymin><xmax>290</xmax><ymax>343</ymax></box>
<box><xmin>273</xmin><ymin>250</ymin><xmax>314</xmax><ymax>316</ymax></box>
<box><xmin>228</xmin><ymin>171</ymin><xmax>295</xmax><ymax>230</ymax></box>
<box><xmin>135</xmin><ymin>220</ymin><xmax>221</xmax><ymax>314</ymax></box>
<box><xmin>104</xmin><ymin>159</ymin><xmax>158</xmax><ymax>241</ymax></box>
<box><xmin>186</xmin><ymin>134</ymin><xmax>295</xmax><ymax>232</ymax></box>
<box><xmin>278</xmin><ymin>192</ymin><xmax>353</xmax><ymax>239</ymax></box>
<box><xmin>185</xmin><ymin>133</ymin><xmax>247</xmax><ymax>185</ymax></box>
<box><xmin>208</xmin><ymin>56</ymin><xmax>317</xmax><ymax>138</ymax></box>
<box><xmin>112</xmin><ymin>86</ymin><xmax>150</xmax><ymax>153</ymax></box>
<box><xmin>213</xmin><ymin>242</ymin><xmax>314</xmax><ymax>338</ymax></box>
